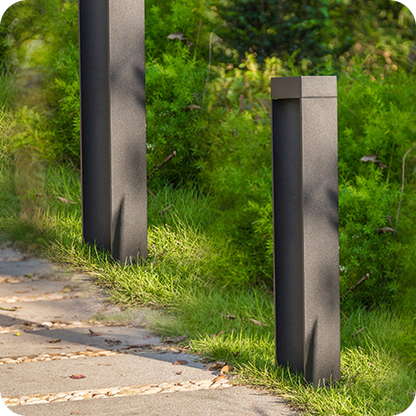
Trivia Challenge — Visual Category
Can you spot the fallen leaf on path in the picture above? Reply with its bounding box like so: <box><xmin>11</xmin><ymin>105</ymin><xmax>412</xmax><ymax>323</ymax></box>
<box><xmin>70</xmin><ymin>374</ymin><xmax>86</xmax><ymax>379</ymax></box>
<box><xmin>207</xmin><ymin>361</ymin><xmax>226</xmax><ymax>371</ymax></box>
<box><xmin>174</xmin><ymin>371</ymin><xmax>183</xmax><ymax>375</ymax></box>
<box><xmin>14</xmin><ymin>332</ymin><xmax>21</xmax><ymax>336</ymax></box>
<box><xmin>173</xmin><ymin>360</ymin><xmax>188</xmax><ymax>366</ymax></box>
<box><xmin>61</xmin><ymin>285</ymin><xmax>73</xmax><ymax>293</ymax></box>
<box><xmin>0</xmin><ymin>306</ymin><xmax>20</xmax><ymax>311</ymax></box>
<box><xmin>104</xmin><ymin>339</ymin><xmax>121</xmax><ymax>345</ymax></box>
<box><xmin>210</xmin><ymin>374</ymin><xmax>227</xmax><ymax>386</ymax></box>
<box><xmin>165</xmin><ymin>335</ymin><xmax>188</xmax><ymax>344</ymax></box>
<box><xmin>47</xmin><ymin>339</ymin><xmax>62</xmax><ymax>343</ymax></box>
<box><xmin>142</xmin><ymin>335</ymin><xmax>151</xmax><ymax>339</ymax></box>
<box><xmin>127</xmin><ymin>344</ymin><xmax>152</xmax><ymax>349</ymax></box>
<box><xmin>220</xmin><ymin>364</ymin><xmax>234</xmax><ymax>374</ymax></box>
<box><xmin>88</xmin><ymin>329</ymin><xmax>102</xmax><ymax>336</ymax></box>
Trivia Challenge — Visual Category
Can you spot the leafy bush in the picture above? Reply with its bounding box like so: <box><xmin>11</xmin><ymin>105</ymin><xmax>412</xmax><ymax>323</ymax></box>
<box><xmin>145</xmin><ymin>0</ymin><xmax>220</xmax><ymax>62</ymax></box>
<box><xmin>46</xmin><ymin>43</ymin><xmax>80</xmax><ymax>164</ymax></box>
<box><xmin>338</xmin><ymin>61</ymin><xmax>416</xmax><ymax>185</ymax></box>
<box><xmin>217</xmin><ymin>0</ymin><xmax>415</xmax><ymax>69</ymax></box>
<box><xmin>146</xmin><ymin>47</ymin><xmax>209</xmax><ymax>187</ymax></box>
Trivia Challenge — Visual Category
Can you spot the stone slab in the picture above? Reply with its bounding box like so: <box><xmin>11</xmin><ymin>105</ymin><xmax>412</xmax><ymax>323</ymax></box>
<box><xmin>0</xmin><ymin>326</ymin><xmax>162</xmax><ymax>357</ymax></box>
<box><xmin>0</xmin><ymin>280</ymin><xmax>69</xmax><ymax>299</ymax></box>
<box><xmin>0</xmin><ymin>298</ymin><xmax>104</xmax><ymax>322</ymax></box>
<box><xmin>0</xmin><ymin>353</ymin><xmax>214</xmax><ymax>396</ymax></box>
<box><xmin>5</xmin><ymin>386</ymin><xmax>300</xmax><ymax>416</ymax></box>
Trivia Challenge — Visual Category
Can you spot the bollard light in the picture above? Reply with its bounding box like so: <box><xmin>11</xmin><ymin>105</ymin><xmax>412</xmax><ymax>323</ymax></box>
<box><xmin>271</xmin><ymin>76</ymin><xmax>340</xmax><ymax>385</ymax></box>
<box><xmin>79</xmin><ymin>0</ymin><xmax>147</xmax><ymax>262</ymax></box>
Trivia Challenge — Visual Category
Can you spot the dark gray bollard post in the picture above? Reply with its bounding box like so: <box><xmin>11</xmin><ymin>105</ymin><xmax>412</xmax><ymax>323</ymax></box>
<box><xmin>271</xmin><ymin>76</ymin><xmax>340</xmax><ymax>385</ymax></box>
<box><xmin>79</xmin><ymin>0</ymin><xmax>147</xmax><ymax>262</ymax></box>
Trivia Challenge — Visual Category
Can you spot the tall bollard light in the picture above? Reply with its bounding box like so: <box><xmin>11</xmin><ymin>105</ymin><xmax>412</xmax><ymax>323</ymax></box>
<box><xmin>79</xmin><ymin>0</ymin><xmax>147</xmax><ymax>262</ymax></box>
<box><xmin>271</xmin><ymin>76</ymin><xmax>340</xmax><ymax>385</ymax></box>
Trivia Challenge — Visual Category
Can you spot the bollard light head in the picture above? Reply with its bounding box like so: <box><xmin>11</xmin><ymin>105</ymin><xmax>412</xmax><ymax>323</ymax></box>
<box><xmin>271</xmin><ymin>76</ymin><xmax>337</xmax><ymax>100</ymax></box>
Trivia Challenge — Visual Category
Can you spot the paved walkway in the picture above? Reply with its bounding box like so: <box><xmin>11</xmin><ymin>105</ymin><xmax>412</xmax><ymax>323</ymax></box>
<box><xmin>0</xmin><ymin>244</ymin><xmax>300</xmax><ymax>416</ymax></box>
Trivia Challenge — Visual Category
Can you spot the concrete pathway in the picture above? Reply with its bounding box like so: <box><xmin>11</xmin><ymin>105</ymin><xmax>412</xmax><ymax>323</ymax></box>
<box><xmin>0</xmin><ymin>244</ymin><xmax>300</xmax><ymax>416</ymax></box>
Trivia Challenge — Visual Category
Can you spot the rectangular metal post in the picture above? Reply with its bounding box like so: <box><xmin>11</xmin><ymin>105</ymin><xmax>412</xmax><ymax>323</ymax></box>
<box><xmin>79</xmin><ymin>0</ymin><xmax>147</xmax><ymax>262</ymax></box>
<box><xmin>271</xmin><ymin>76</ymin><xmax>340</xmax><ymax>385</ymax></box>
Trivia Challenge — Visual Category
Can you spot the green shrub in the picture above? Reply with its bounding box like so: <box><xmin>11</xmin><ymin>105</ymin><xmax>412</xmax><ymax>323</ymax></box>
<box><xmin>217</xmin><ymin>0</ymin><xmax>415</xmax><ymax>70</ymax></box>
<box><xmin>146</xmin><ymin>47</ymin><xmax>209</xmax><ymax>187</ymax></box>
<box><xmin>145</xmin><ymin>0</ymin><xmax>220</xmax><ymax>62</ymax></box>
<box><xmin>338</xmin><ymin>61</ymin><xmax>416</xmax><ymax>185</ymax></box>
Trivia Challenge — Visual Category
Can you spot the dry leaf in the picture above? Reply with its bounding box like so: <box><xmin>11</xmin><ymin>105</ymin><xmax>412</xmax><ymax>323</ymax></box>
<box><xmin>57</xmin><ymin>196</ymin><xmax>75</xmax><ymax>204</ymax></box>
<box><xmin>210</xmin><ymin>374</ymin><xmax>227</xmax><ymax>386</ymax></box>
<box><xmin>0</xmin><ymin>306</ymin><xmax>20</xmax><ymax>311</ymax></box>
<box><xmin>360</xmin><ymin>154</ymin><xmax>388</xmax><ymax>170</ymax></box>
<box><xmin>165</xmin><ymin>335</ymin><xmax>188</xmax><ymax>344</ymax></box>
<box><xmin>47</xmin><ymin>339</ymin><xmax>62</xmax><ymax>343</ymax></box>
<box><xmin>61</xmin><ymin>285</ymin><xmax>73</xmax><ymax>293</ymax></box>
<box><xmin>183</xmin><ymin>105</ymin><xmax>201</xmax><ymax>111</ymax></box>
<box><xmin>250</xmin><ymin>318</ymin><xmax>268</xmax><ymax>326</ymax></box>
<box><xmin>376</xmin><ymin>227</ymin><xmax>395</xmax><ymax>234</ymax></box>
<box><xmin>174</xmin><ymin>371</ymin><xmax>183</xmax><ymax>375</ymax></box>
<box><xmin>208</xmin><ymin>361</ymin><xmax>226</xmax><ymax>371</ymax></box>
<box><xmin>70</xmin><ymin>374</ymin><xmax>86</xmax><ymax>379</ymax></box>
<box><xmin>220</xmin><ymin>364</ymin><xmax>234</xmax><ymax>374</ymax></box>
<box><xmin>142</xmin><ymin>335</ymin><xmax>151</xmax><ymax>340</ymax></box>
<box><xmin>360</xmin><ymin>154</ymin><xmax>379</xmax><ymax>163</ymax></box>
<box><xmin>167</xmin><ymin>32</ymin><xmax>186</xmax><ymax>41</ymax></box>
<box><xmin>104</xmin><ymin>339</ymin><xmax>122</xmax><ymax>345</ymax></box>
<box><xmin>88</xmin><ymin>329</ymin><xmax>101</xmax><ymax>336</ymax></box>
<box><xmin>127</xmin><ymin>344</ymin><xmax>152</xmax><ymax>349</ymax></box>
<box><xmin>173</xmin><ymin>360</ymin><xmax>188</xmax><ymax>366</ymax></box>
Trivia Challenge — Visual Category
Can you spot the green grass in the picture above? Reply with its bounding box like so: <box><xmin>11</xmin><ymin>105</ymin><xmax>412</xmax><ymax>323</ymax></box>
<box><xmin>0</xmin><ymin>158</ymin><xmax>415</xmax><ymax>416</ymax></box>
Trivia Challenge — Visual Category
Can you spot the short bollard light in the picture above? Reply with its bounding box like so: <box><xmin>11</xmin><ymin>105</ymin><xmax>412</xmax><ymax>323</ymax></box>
<box><xmin>271</xmin><ymin>76</ymin><xmax>340</xmax><ymax>385</ymax></box>
<box><xmin>79</xmin><ymin>0</ymin><xmax>147</xmax><ymax>263</ymax></box>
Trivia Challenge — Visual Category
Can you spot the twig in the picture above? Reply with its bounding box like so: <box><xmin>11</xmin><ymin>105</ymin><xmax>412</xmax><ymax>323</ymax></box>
<box><xmin>342</xmin><ymin>273</ymin><xmax>370</xmax><ymax>297</ymax></box>
<box><xmin>201</xmin><ymin>23</ymin><xmax>226</xmax><ymax>111</ymax></box>
<box><xmin>148</xmin><ymin>151</ymin><xmax>177</xmax><ymax>178</ymax></box>
<box><xmin>352</xmin><ymin>328</ymin><xmax>365</xmax><ymax>337</ymax></box>
<box><xmin>159</xmin><ymin>205</ymin><xmax>173</xmax><ymax>215</ymax></box>
<box><xmin>341</xmin><ymin>310</ymin><xmax>349</xmax><ymax>320</ymax></box>
<box><xmin>394</xmin><ymin>146</ymin><xmax>416</xmax><ymax>236</ymax></box>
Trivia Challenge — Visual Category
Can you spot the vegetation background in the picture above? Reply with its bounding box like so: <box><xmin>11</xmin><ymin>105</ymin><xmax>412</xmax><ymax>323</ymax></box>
<box><xmin>0</xmin><ymin>0</ymin><xmax>416</xmax><ymax>415</ymax></box>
